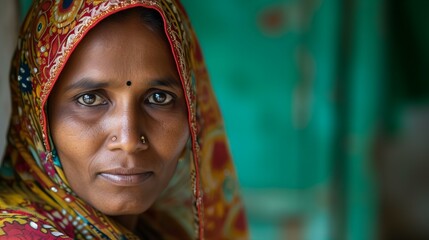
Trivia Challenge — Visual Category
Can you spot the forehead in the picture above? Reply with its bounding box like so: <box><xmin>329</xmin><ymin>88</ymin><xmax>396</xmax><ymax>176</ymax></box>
<box><xmin>50</xmin><ymin>9</ymin><xmax>181</xmax><ymax>99</ymax></box>
<box><xmin>57</xmin><ymin>8</ymin><xmax>177</xmax><ymax>81</ymax></box>
<box><xmin>76</xmin><ymin>8</ymin><xmax>167</xmax><ymax>52</ymax></box>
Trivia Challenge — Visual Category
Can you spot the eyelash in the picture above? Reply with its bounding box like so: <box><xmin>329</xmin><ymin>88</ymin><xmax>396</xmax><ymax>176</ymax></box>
<box><xmin>75</xmin><ymin>90</ymin><xmax>176</xmax><ymax>107</ymax></box>
<box><xmin>76</xmin><ymin>92</ymin><xmax>107</xmax><ymax>107</ymax></box>
<box><xmin>145</xmin><ymin>90</ymin><xmax>175</xmax><ymax>106</ymax></box>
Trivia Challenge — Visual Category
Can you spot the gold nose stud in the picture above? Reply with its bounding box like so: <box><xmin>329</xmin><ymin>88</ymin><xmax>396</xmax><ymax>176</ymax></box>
<box><xmin>140</xmin><ymin>135</ymin><xmax>146</xmax><ymax>144</ymax></box>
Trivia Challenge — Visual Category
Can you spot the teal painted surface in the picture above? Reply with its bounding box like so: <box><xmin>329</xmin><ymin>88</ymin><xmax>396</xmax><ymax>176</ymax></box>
<box><xmin>181</xmin><ymin>0</ymin><xmax>381</xmax><ymax>239</ymax></box>
<box><xmin>18</xmin><ymin>0</ymin><xmax>32</xmax><ymax>22</ymax></box>
<box><xmin>343</xmin><ymin>0</ymin><xmax>384</xmax><ymax>239</ymax></box>
<box><xmin>181</xmin><ymin>0</ymin><xmax>335</xmax><ymax>189</ymax></box>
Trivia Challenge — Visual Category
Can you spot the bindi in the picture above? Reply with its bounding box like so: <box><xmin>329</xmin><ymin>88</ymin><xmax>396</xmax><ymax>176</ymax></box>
<box><xmin>126</xmin><ymin>80</ymin><xmax>132</xmax><ymax>86</ymax></box>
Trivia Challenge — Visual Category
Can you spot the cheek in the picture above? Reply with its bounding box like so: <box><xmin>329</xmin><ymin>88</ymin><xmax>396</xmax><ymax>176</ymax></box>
<box><xmin>51</xmin><ymin>116</ymin><xmax>98</xmax><ymax>156</ymax></box>
<box><xmin>49</xmin><ymin>102</ymin><xmax>104</xmax><ymax>148</ymax></box>
<box><xmin>48</xmin><ymin>107</ymin><xmax>103</xmax><ymax>183</ymax></box>
<box><xmin>152</xmin><ymin>113</ymin><xmax>190</xmax><ymax>168</ymax></box>
<box><xmin>166</xmin><ymin>114</ymin><xmax>190</xmax><ymax>155</ymax></box>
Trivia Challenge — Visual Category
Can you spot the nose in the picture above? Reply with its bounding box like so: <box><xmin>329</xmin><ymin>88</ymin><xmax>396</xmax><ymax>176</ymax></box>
<box><xmin>107</xmin><ymin>105</ymin><xmax>148</xmax><ymax>153</ymax></box>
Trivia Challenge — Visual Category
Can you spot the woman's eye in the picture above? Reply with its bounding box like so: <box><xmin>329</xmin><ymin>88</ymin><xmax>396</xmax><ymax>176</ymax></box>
<box><xmin>77</xmin><ymin>93</ymin><xmax>106</xmax><ymax>106</ymax></box>
<box><xmin>147</xmin><ymin>92</ymin><xmax>174</xmax><ymax>105</ymax></box>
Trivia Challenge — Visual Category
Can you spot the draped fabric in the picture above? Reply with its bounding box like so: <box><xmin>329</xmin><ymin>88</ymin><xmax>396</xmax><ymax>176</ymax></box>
<box><xmin>0</xmin><ymin>0</ymin><xmax>248</xmax><ymax>239</ymax></box>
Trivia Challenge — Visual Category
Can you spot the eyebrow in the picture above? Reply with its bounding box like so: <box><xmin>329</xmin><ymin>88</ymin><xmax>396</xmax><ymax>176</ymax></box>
<box><xmin>64</xmin><ymin>78</ymin><xmax>110</xmax><ymax>92</ymax></box>
<box><xmin>64</xmin><ymin>77</ymin><xmax>182</xmax><ymax>91</ymax></box>
<box><xmin>148</xmin><ymin>77</ymin><xmax>182</xmax><ymax>89</ymax></box>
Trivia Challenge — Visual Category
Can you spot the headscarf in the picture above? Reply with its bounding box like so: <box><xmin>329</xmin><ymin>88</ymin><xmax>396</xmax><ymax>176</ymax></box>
<box><xmin>0</xmin><ymin>0</ymin><xmax>248</xmax><ymax>239</ymax></box>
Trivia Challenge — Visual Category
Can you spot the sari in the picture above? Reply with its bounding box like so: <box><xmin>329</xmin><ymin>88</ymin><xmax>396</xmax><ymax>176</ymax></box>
<box><xmin>0</xmin><ymin>0</ymin><xmax>248</xmax><ymax>239</ymax></box>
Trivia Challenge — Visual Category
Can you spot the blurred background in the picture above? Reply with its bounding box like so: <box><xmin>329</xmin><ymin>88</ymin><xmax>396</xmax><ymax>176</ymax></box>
<box><xmin>1</xmin><ymin>0</ymin><xmax>429</xmax><ymax>239</ymax></box>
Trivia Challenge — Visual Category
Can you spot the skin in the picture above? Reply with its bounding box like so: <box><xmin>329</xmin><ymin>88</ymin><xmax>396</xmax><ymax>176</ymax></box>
<box><xmin>48</xmin><ymin>10</ymin><xmax>189</xmax><ymax>231</ymax></box>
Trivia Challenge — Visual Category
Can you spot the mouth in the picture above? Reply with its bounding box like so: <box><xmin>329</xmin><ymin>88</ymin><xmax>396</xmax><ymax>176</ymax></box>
<box><xmin>98</xmin><ymin>168</ymin><xmax>153</xmax><ymax>186</ymax></box>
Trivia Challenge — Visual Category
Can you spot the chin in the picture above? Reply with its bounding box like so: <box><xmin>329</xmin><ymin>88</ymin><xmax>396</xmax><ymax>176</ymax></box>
<box><xmin>93</xmin><ymin>194</ymin><xmax>156</xmax><ymax>216</ymax></box>
<box><xmin>100</xmin><ymin>204</ymin><xmax>150</xmax><ymax>216</ymax></box>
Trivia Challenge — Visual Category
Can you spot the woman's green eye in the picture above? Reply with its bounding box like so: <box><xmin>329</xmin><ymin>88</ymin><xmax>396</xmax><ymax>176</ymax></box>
<box><xmin>77</xmin><ymin>93</ymin><xmax>106</xmax><ymax>106</ymax></box>
<box><xmin>148</xmin><ymin>92</ymin><xmax>174</xmax><ymax>105</ymax></box>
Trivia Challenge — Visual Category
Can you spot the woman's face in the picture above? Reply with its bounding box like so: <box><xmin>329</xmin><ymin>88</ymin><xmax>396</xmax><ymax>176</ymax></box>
<box><xmin>48</xmin><ymin>12</ymin><xmax>189</xmax><ymax>216</ymax></box>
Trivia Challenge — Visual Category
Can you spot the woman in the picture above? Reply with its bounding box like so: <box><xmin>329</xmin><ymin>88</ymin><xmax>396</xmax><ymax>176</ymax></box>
<box><xmin>0</xmin><ymin>0</ymin><xmax>248</xmax><ymax>239</ymax></box>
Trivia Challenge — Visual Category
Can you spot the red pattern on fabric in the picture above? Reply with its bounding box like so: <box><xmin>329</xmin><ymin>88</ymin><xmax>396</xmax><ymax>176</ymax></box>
<box><xmin>0</xmin><ymin>221</ymin><xmax>69</xmax><ymax>240</ymax></box>
<box><xmin>235</xmin><ymin>209</ymin><xmax>248</xmax><ymax>232</ymax></box>
<box><xmin>212</xmin><ymin>141</ymin><xmax>229</xmax><ymax>171</ymax></box>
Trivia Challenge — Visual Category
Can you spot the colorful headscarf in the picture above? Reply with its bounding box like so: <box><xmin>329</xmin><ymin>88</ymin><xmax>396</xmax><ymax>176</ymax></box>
<box><xmin>0</xmin><ymin>0</ymin><xmax>248</xmax><ymax>239</ymax></box>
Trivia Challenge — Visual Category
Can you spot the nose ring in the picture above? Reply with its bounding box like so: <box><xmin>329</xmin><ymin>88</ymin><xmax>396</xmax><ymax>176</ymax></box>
<box><xmin>112</xmin><ymin>135</ymin><xmax>145</xmax><ymax>144</ymax></box>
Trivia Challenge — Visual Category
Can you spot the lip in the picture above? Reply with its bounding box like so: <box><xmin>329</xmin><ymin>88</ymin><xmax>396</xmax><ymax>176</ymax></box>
<box><xmin>98</xmin><ymin>168</ymin><xmax>153</xmax><ymax>186</ymax></box>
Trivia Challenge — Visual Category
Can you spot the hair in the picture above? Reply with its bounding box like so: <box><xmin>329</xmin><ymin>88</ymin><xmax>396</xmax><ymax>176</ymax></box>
<box><xmin>105</xmin><ymin>7</ymin><xmax>167</xmax><ymax>41</ymax></box>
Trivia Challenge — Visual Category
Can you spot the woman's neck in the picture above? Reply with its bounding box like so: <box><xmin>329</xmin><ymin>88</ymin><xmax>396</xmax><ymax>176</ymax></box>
<box><xmin>112</xmin><ymin>215</ymin><xmax>139</xmax><ymax>232</ymax></box>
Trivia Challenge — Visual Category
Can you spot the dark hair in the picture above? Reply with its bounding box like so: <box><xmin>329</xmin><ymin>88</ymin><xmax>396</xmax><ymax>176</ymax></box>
<box><xmin>138</xmin><ymin>8</ymin><xmax>165</xmax><ymax>35</ymax></box>
<box><xmin>105</xmin><ymin>7</ymin><xmax>167</xmax><ymax>41</ymax></box>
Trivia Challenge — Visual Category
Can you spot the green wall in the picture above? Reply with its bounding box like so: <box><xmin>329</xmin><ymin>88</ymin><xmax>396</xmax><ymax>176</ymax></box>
<box><xmin>182</xmin><ymin>0</ymin><xmax>338</xmax><ymax>189</ymax></box>
<box><xmin>181</xmin><ymin>0</ymin><xmax>379</xmax><ymax>239</ymax></box>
